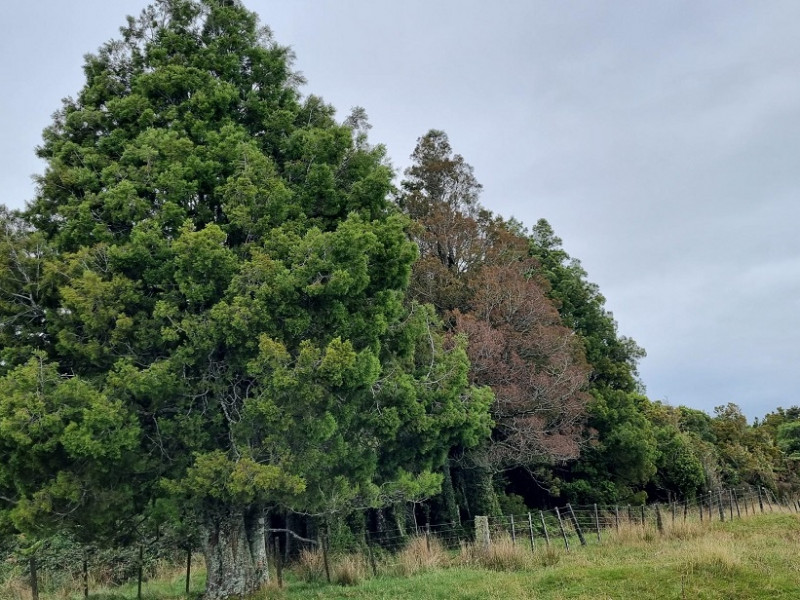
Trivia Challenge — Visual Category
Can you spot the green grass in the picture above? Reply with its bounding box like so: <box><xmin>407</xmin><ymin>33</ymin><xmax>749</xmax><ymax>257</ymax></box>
<box><xmin>4</xmin><ymin>512</ymin><xmax>800</xmax><ymax>600</ymax></box>
<box><xmin>263</xmin><ymin>512</ymin><xmax>800</xmax><ymax>600</ymax></box>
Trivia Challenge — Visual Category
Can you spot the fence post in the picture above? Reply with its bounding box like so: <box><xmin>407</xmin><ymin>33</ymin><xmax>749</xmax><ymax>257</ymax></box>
<box><xmin>655</xmin><ymin>504</ymin><xmax>664</xmax><ymax>534</ymax></box>
<box><xmin>365</xmin><ymin>532</ymin><xmax>378</xmax><ymax>577</ymax></box>
<box><xmin>425</xmin><ymin>522</ymin><xmax>431</xmax><ymax>552</ymax></box>
<box><xmin>614</xmin><ymin>505</ymin><xmax>620</xmax><ymax>532</ymax></box>
<box><xmin>717</xmin><ymin>491</ymin><xmax>725</xmax><ymax>522</ymax></box>
<box><xmin>185</xmin><ymin>546</ymin><xmax>191</xmax><ymax>595</ymax></box>
<box><xmin>509</xmin><ymin>514</ymin><xmax>516</xmax><ymax>545</ymax></box>
<box><xmin>732</xmin><ymin>490</ymin><xmax>740</xmax><ymax>519</ymax></box>
<box><xmin>475</xmin><ymin>516</ymin><xmax>491</xmax><ymax>548</ymax></box>
<box><xmin>273</xmin><ymin>536</ymin><xmax>283</xmax><ymax>588</ymax></box>
<box><xmin>640</xmin><ymin>505</ymin><xmax>646</xmax><ymax>529</ymax></box>
<box><xmin>137</xmin><ymin>544</ymin><xmax>144</xmax><ymax>600</ymax></box>
<box><xmin>555</xmin><ymin>507</ymin><xmax>570</xmax><ymax>552</ymax></box>
<box><xmin>627</xmin><ymin>504</ymin><xmax>633</xmax><ymax>525</ymax></box>
<box><xmin>764</xmin><ymin>488</ymin><xmax>774</xmax><ymax>512</ymax></box>
<box><xmin>728</xmin><ymin>490</ymin><xmax>734</xmax><ymax>520</ymax></box>
<box><xmin>321</xmin><ymin>530</ymin><xmax>331</xmax><ymax>583</ymax></box>
<box><xmin>539</xmin><ymin>511</ymin><xmax>551</xmax><ymax>548</ymax></box>
<box><xmin>757</xmin><ymin>487</ymin><xmax>765</xmax><ymax>513</ymax></box>
<box><xmin>527</xmin><ymin>512</ymin><xmax>536</xmax><ymax>551</ymax></box>
<box><xmin>699</xmin><ymin>497</ymin><xmax>704</xmax><ymax>522</ymax></box>
<box><xmin>707</xmin><ymin>492</ymin><xmax>714</xmax><ymax>521</ymax></box>
<box><xmin>683</xmin><ymin>500</ymin><xmax>688</xmax><ymax>523</ymax></box>
<box><xmin>83</xmin><ymin>553</ymin><xmax>89</xmax><ymax>599</ymax></box>
<box><xmin>594</xmin><ymin>504</ymin><xmax>601</xmax><ymax>542</ymax></box>
<box><xmin>29</xmin><ymin>557</ymin><xmax>39</xmax><ymax>600</ymax></box>
<box><xmin>567</xmin><ymin>504</ymin><xmax>587</xmax><ymax>546</ymax></box>
<box><xmin>671</xmin><ymin>499</ymin><xmax>676</xmax><ymax>526</ymax></box>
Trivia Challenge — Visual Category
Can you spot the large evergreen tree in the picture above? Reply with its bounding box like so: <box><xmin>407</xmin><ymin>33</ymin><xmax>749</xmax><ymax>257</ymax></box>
<box><xmin>0</xmin><ymin>2</ymin><xmax>489</xmax><ymax>597</ymax></box>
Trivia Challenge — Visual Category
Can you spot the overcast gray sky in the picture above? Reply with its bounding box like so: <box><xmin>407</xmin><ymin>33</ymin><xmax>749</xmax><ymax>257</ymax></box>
<box><xmin>3</xmin><ymin>1</ymin><xmax>799</xmax><ymax>420</ymax></box>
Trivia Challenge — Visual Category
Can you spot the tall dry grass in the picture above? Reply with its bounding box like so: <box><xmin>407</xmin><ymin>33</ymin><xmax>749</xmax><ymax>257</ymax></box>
<box><xmin>392</xmin><ymin>536</ymin><xmax>449</xmax><ymax>576</ymax></box>
<box><xmin>457</xmin><ymin>534</ymin><xmax>541</xmax><ymax>571</ymax></box>
<box><xmin>295</xmin><ymin>548</ymin><xmax>327</xmax><ymax>583</ymax></box>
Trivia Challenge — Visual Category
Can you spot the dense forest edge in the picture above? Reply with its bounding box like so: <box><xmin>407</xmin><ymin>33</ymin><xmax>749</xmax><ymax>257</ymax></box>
<box><xmin>2</xmin><ymin>1</ymin><xmax>799</xmax><ymax>598</ymax></box>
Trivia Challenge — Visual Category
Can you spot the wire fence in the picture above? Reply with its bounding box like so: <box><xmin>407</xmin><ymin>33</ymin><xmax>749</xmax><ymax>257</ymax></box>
<box><xmin>263</xmin><ymin>485</ymin><xmax>798</xmax><ymax>586</ymax></box>
<box><xmin>8</xmin><ymin>485</ymin><xmax>799</xmax><ymax>597</ymax></box>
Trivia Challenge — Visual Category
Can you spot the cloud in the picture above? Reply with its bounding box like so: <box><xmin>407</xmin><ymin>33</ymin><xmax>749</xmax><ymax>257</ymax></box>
<box><xmin>3</xmin><ymin>0</ymin><xmax>799</xmax><ymax>420</ymax></box>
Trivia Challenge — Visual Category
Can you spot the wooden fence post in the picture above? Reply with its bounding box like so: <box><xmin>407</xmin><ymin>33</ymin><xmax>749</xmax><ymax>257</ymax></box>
<box><xmin>640</xmin><ymin>505</ymin><xmax>646</xmax><ymax>529</ymax></box>
<box><xmin>594</xmin><ymin>504</ymin><xmax>601</xmax><ymax>542</ymax></box>
<box><xmin>83</xmin><ymin>554</ymin><xmax>89</xmax><ymax>599</ymax></box>
<box><xmin>29</xmin><ymin>557</ymin><xmax>39</xmax><ymax>600</ymax></box>
<box><xmin>527</xmin><ymin>512</ymin><xmax>536</xmax><ymax>551</ymax></box>
<box><xmin>614</xmin><ymin>505</ymin><xmax>620</xmax><ymax>532</ymax></box>
<box><xmin>655</xmin><ymin>504</ymin><xmax>664</xmax><ymax>534</ymax></box>
<box><xmin>509</xmin><ymin>514</ymin><xmax>516</xmax><ymax>545</ymax></box>
<box><xmin>555</xmin><ymin>507</ymin><xmax>570</xmax><ymax>552</ymax></box>
<box><xmin>185</xmin><ymin>546</ymin><xmax>191</xmax><ymax>595</ymax></box>
<box><xmin>137</xmin><ymin>544</ymin><xmax>144</xmax><ymax>600</ymax></box>
<box><xmin>717</xmin><ymin>491</ymin><xmax>725</xmax><ymax>522</ymax></box>
<box><xmin>365</xmin><ymin>532</ymin><xmax>378</xmax><ymax>577</ymax></box>
<box><xmin>425</xmin><ymin>522</ymin><xmax>431</xmax><ymax>552</ymax></box>
<box><xmin>539</xmin><ymin>511</ymin><xmax>551</xmax><ymax>548</ymax></box>
<box><xmin>567</xmin><ymin>504</ymin><xmax>586</xmax><ymax>546</ymax></box>
<box><xmin>274</xmin><ymin>536</ymin><xmax>283</xmax><ymax>588</ymax></box>
<box><xmin>321</xmin><ymin>531</ymin><xmax>331</xmax><ymax>583</ymax></box>
<box><xmin>757</xmin><ymin>487</ymin><xmax>765</xmax><ymax>513</ymax></box>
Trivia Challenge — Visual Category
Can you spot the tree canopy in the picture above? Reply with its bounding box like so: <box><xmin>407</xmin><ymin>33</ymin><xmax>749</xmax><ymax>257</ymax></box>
<box><xmin>0</xmin><ymin>2</ymin><xmax>489</xmax><ymax>597</ymax></box>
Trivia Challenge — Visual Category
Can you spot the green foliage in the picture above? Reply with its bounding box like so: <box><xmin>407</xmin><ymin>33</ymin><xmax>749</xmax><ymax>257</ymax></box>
<box><xmin>1</xmin><ymin>3</ymin><xmax>488</xmax><ymax>576</ymax></box>
<box><xmin>496</xmin><ymin>492</ymin><xmax>529</xmax><ymax>517</ymax></box>
<box><xmin>529</xmin><ymin>218</ymin><xmax>645</xmax><ymax>393</ymax></box>
<box><xmin>0</xmin><ymin>355</ymin><xmax>140</xmax><ymax>538</ymax></box>
<box><xmin>776</xmin><ymin>422</ymin><xmax>800</xmax><ymax>459</ymax></box>
<box><xmin>563</xmin><ymin>391</ymin><xmax>658</xmax><ymax>504</ymax></box>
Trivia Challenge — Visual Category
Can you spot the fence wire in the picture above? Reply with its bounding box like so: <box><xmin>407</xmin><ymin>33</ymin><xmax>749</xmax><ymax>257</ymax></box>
<box><xmin>7</xmin><ymin>484</ymin><xmax>796</xmax><ymax>597</ymax></box>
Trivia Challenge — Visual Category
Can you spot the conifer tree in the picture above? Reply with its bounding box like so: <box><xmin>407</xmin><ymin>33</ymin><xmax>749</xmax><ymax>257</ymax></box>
<box><xmin>0</xmin><ymin>3</ymin><xmax>489</xmax><ymax>597</ymax></box>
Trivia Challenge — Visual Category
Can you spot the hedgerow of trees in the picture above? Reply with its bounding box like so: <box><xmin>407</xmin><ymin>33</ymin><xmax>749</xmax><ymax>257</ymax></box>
<box><xmin>2</xmin><ymin>1</ymin><xmax>799</xmax><ymax>598</ymax></box>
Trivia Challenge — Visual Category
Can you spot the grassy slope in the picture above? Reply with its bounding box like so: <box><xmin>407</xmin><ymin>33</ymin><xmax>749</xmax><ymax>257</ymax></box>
<box><xmin>271</xmin><ymin>513</ymin><xmax>800</xmax><ymax>600</ymax></box>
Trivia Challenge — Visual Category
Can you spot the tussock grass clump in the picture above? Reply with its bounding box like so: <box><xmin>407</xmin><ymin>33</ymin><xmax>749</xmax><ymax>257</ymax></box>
<box><xmin>609</xmin><ymin>520</ymin><xmax>659</xmax><ymax>545</ymax></box>
<box><xmin>458</xmin><ymin>535</ymin><xmax>532</xmax><ymax>572</ymax></box>
<box><xmin>537</xmin><ymin>545</ymin><xmax>561</xmax><ymax>567</ymax></box>
<box><xmin>332</xmin><ymin>555</ymin><xmax>366</xmax><ymax>586</ymax></box>
<box><xmin>0</xmin><ymin>574</ymin><xmax>29</xmax><ymax>600</ymax></box>
<box><xmin>680</xmin><ymin>535</ymin><xmax>742</xmax><ymax>577</ymax></box>
<box><xmin>663</xmin><ymin>519</ymin><xmax>704</xmax><ymax>541</ymax></box>
<box><xmin>295</xmin><ymin>548</ymin><xmax>327</xmax><ymax>583</ymax></box>
<box><xmin>393</xmin><ymin>536</ymin><xmax>448</xmax><ymax>576</ymax></box>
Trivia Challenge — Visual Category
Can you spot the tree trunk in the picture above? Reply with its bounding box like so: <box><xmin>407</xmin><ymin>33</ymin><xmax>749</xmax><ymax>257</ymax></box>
<box><xmin>199</xmin><ymin>505</ymin><xmax>270</xmax><ymax>600</ymax></box>
<box><xmin>472</xmin><ymin>466</ymin><xmax>501</xmax><ymax>518</ymax></box>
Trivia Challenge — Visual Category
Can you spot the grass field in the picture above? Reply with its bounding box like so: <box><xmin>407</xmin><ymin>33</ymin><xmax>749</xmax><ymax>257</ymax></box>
<box><xmin>3</xmin><ymin>512</ymin><xmax>799</xmax><ymax>600</ymax></box>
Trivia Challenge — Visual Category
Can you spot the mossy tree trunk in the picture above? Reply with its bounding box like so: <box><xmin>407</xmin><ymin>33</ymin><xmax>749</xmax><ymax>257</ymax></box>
<box><xmin>199</xmin><ymin>505</ymin><xmax>269</xmax><ymax>600</ymax></box>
